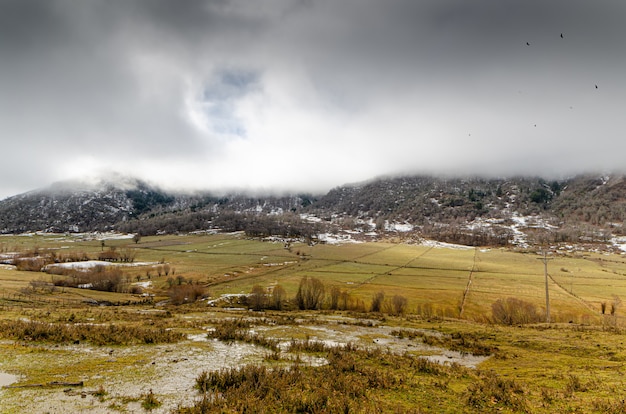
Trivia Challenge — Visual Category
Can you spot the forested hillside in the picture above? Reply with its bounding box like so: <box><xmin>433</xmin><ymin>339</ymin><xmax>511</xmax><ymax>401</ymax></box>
<box><xmin>1</xmin><ymin>174</ymin><xmax>625</xmax><ymax>247</ymax></box>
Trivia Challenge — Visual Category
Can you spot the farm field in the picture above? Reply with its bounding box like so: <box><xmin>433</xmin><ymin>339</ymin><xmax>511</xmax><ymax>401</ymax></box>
<box><xmin>3</xmin><ymin>232</ymin><xmax>623</xmax><ymax>321</ymax></box>
<box><xmin>2</xmin><ymin>232</ymin><xmax>626</xmax><ymax>412</ymax></box>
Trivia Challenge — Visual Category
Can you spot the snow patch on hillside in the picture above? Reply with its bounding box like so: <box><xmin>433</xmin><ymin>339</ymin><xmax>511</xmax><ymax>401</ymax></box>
<box><xmin>317</xmin><ymin>233</ymin><xmax>363</xmax><ymax>245</ymax></box>
<box><xmin>386</xmin><ymin>222</ymin><xmax>414</xmax><ymax>232</ymax></box>
<box><xmin>420</xmin><ymin>240</ymin><xmax>473</xmax><ymax>250</ymax></box>
<box><xmin>612</xmin><ymin>236</ymin><xmax>626</xmax><ymax>252</ymax></box>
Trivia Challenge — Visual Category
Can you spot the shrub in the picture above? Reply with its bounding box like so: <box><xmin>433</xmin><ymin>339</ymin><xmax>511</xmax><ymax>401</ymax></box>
<box><xmin>185</xmin><ymin>346</ymin><xmax>414</xmax><ymax>413</ymax></box>
<box><xmin>370</xmin><ymin>291</ymin><xmax>385</xmax><ymax>312</ymax></box>
<box><xmin>0</xmin><ymin>320</ymin><xmax>184</xmax><ymax>345</ymax></box>
<box><xmin>15</xmin><ymin>257</ymin><xmax>50</xmax><ymax>272</ymax></box>
<box><xmin>141</xmin><ymin>389</ymin><xmax>161</xmax><ymax>411</ymax></box>
<box><xmin>47</xmin><ymin>266</ymin><xmax>129</xmax><ymax>293</ymax></box>
<box><xmin>168</xmin><ymin>284</ymin><xmax>206</xmax><ymax>305</ymax></box>
<box><xmin>390</xmin><ymin>295</ymin><xmax>408</xmax><ymax>315</ymax></box>
<box><xmin>208</xmin><ymin>319</ymin><xmax>279</xmax><ymax>351</ymax></box>
<box><xmin>491</xmin><ymin>297</ymin><xmax>542</xmax><ymax>325</ymax></box>
<box><xmin>465</xmin><ymin>370</ymin><xmax>528</xmax><ymax>412</ymax></box>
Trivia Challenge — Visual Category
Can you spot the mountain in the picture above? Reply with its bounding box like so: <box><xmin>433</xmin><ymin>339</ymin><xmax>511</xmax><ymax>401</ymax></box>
<box><xmin>0</xmin><ymin>177</ymin><xmax>171</xmax><ymax>233</ymax></box>
<box><xmin>1</xmin><ymin>173</ymin><xmax>625</xmax><ymax>247</ymax></box>
<box><xmin>0</xmin><ymin>176</ymin><xmax>313</xmax><ymax>234</ymax></box>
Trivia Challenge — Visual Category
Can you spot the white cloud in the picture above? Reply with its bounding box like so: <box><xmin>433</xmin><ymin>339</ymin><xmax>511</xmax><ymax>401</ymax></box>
<box><xmin>1</xmin><ymin>0</ymin><xmax>626</xmax><ymax>199</ymax></box>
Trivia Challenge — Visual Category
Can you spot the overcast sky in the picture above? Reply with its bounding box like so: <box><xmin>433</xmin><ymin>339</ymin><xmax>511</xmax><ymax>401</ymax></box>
<box><xmin>1</xmin><ymin>0</ymin><xmax>625</xmax><ymax>199</ymax></box>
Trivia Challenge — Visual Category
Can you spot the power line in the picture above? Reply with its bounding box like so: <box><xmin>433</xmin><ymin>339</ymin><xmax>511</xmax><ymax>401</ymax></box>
<box><xmin>538</xmin><ymin>250</ymin><xmax>554</xmax><ymax>323</ymax></box>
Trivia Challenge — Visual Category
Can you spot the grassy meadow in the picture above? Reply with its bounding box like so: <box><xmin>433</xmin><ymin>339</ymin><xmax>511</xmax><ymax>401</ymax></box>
<box><xmin>2</xmin><ymin>232</ymin><xmax>626</xmax><ymax>412</ymax></box>
<box><xmin>2</xmin><ymin>231</ymin><xmax>626</xmax><ymax>321</ymax></box>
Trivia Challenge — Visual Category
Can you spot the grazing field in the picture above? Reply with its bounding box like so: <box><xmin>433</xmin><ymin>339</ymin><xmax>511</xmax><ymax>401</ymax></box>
<box><xmin>2</xmin><ymin>233</ymin><xmax>626</xmax><ymax>412</ymax></box>
<box><xmin>2</xmin><ymin>232</ymin><xmax>626</xmax><ymax>320</ymax></box>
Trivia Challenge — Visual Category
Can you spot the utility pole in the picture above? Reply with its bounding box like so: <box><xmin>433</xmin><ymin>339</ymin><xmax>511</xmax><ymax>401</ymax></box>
<box><xmin>539</xmin><ymin>250</ymin><xmax>553</xmax><ymax>323</ymax></box>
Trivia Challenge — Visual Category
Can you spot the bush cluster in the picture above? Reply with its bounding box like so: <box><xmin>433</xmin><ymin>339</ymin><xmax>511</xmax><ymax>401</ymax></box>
<box><xmin>48</xmin><ymin>266</ymin><xmax>129</xmax><ymax>293</ymax></box>
<box><xmin>0</xmin><ymin>319</ymin><xmax>185</xmax><ymax>345</ymax></box>
<box><xmin>491</xmin><ymin>297</ymin><xmax>542</xmax><ymax>325</ymax></box>
<box><xmin>186</xmin><ymin>347</ymin><xmax>406</xmax><ymax>413</ymax></box>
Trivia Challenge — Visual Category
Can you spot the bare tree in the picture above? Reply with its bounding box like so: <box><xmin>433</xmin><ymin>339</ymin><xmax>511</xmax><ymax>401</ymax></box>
<box><xmin>295</xmin><ymin>277</ymin><xmax>325</xmax><ymax>310</ymax></box>
<box><xmin>119</xmin><ymin>248</ymin><xmax>136</xmax><ymax>263</ymax></box>
<box><xmin>271</xmin><ymin>285</ymin><xmax>286</xmax><ymax>310</ymax></box>
<box><xmin>249</xmin><ymin>285</ymin><xmax>267</xmax><ymax>311</ymax></box>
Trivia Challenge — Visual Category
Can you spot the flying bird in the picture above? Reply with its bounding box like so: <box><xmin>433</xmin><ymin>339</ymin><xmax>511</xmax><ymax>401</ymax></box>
<box><xmin>526</xmin><ymin>42</ymin><xmax>530</xmax><ymax>46</ymax></box>
<box><xmin>595</xmin><ymin>85</ymin><xmax>598</xmax><ymax>89</ymax></box>
<box><xmin>560</xmin><ymin>33</ymin><xmax>564</xmax><ymax>38</ymax></box>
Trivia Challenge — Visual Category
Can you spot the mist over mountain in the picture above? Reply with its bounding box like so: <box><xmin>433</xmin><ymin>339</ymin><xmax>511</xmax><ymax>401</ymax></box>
<box><xmin>1</xmin><ymin>173</ymin><xmax>625</xmax><ymax>248</ymax></box>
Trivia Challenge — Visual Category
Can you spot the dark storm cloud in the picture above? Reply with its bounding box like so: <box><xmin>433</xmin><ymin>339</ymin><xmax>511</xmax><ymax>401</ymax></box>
<box><xmin>1</xmin><ymin>0</ymin><xmax>625</xmax><ymax>198</ymax></box>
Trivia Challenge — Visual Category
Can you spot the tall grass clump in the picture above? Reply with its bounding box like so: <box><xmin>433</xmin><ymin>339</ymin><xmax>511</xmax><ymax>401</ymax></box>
<box><xmin>0</xmin><ymin>320</ymin><xmax>185</xmax><ymax>345</ymax></box>
<box><xmin>208</xmin><ymin>319</ymin><xmax>279</xmax><ymax>351</ymax></box>
<box><xmin>178</xmin><ymin>345</ymin><xmax>450</xmax><ymax>413</ymax></box>
<box><xmin>465</xmin><ymin>370</ymin><xmax>529</xmax><ymax>412</ymax></box>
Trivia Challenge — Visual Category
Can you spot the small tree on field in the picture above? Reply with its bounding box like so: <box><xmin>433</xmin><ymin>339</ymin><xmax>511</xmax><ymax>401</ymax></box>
<box><xmin>295</xmin><ymin>277</ymin><xmax>325</xmax><ymax>310</ymax></box>
<box><xmin>133</xmin><ymin>234</ymin><xmax>141</xmax><ymax>244</ymax></box>
<box><xmin>249</xmin><ymin>285</ymin><xmax>267</xmax><ymax>311</ymax></box>
<box><xmin>271</xmin><ymin>285</ymin><xmax>286</xmax><ymax>310</ymax></box>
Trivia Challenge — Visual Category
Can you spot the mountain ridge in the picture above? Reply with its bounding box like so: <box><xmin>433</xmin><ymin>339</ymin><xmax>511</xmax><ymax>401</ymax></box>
<box><xmin>1</xmin><ymin>173</ymin><xmax>625</xmax><ymax>247</ymax></box>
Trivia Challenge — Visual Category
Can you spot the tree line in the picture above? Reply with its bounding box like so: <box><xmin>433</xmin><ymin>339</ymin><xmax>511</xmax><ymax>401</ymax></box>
<box><xmin>243</xmin><ymin>277</ymin><xmax>408</xmax><ymax>316</ymax></box>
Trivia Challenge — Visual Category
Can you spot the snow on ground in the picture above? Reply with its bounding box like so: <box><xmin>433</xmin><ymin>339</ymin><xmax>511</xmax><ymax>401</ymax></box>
<box><xmin>386</xmin><ymin>221</ymin><xmax>414</xmax><ymax>232</ymax></box>
<box><xmin>263</xmin><ymin>261</ymin><xmax>298</xmax><ymax>267</ymax></box>
<box><xmin>507</xmin><ymin>213</ymin><xmax>559</xmax><ymax>249</ymax></box>
<box><xmin>420</xmin><ymin>239</ymin><xmax>473</xmax><ymax>250</ymax></box>
<box><xmin>94</xmin><ymin>233</ymin><xmax>135</xmax><ymax>241</ymax></box>
<box><xmin>300</xmin><ymin>213</ymin><xmax>323</xmax><ymax>223</ymax></box>
<box><xmin>47</xmin><ymin>260</ymin><xmax>113</xmax><ymax>269</ymax></box>
<box><xmin>317</xmin><ymin>233</ymin><xmax>363</xmax><ymax>245</ymax></box>
<box><xmin>509</xmin><ymin>215</ymin><xmax>529</xmax><ymax>248</ymax></box>
<box><xmin>205</xmin><ymin>293</ymin><xmax>248</xmax><ymax>306</ymax></box>
<box><xmin>44</xmin><ymin>260</ymin><xmax>159</xmax><ymax>271</ymax></box>
<box><xmin>6</xmin><ymin>232</ymin><xmax>137</xmax><ymax>241</ymax></box>
<box><xmin>0</xmin><ymin>372</ymin><xmax>19</xmax><ymax>387</ymax></box>
<box><xmin>612</xmin><ymin>236</ymin><xmax>626</xmax><ymax>252</ymax></box>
